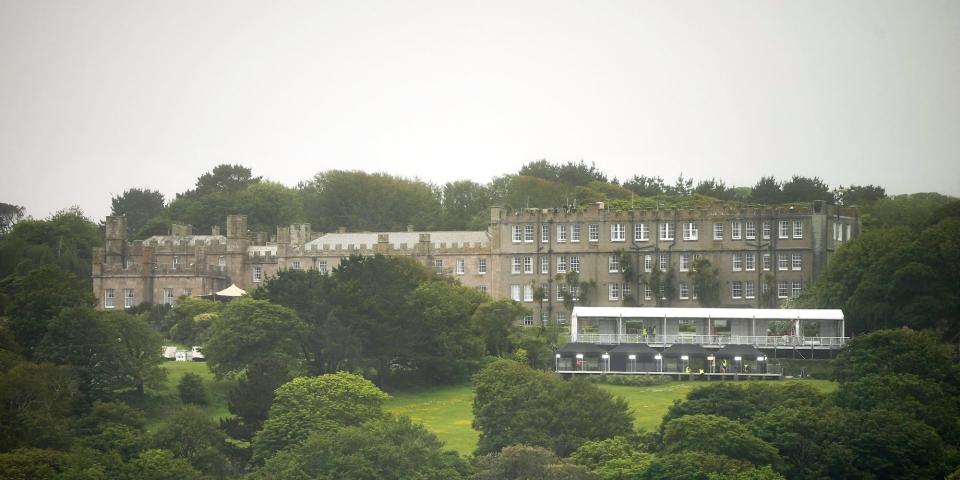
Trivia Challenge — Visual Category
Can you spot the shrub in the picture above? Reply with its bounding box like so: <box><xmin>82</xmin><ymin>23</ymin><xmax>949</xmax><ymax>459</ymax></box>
<box><xmin>177</xmin><ymin>373</ymin><xmax>207</xmax><ymax>405</ymax></box>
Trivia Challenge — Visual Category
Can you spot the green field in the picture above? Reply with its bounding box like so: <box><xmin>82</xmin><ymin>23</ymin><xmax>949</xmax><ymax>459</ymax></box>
<box><xmin>134</xmin><ymin>361</ymin><xmax>236</xmax><ymax>432</ymax></box>
<box><xmin>386</xmin><ymin>379</ymin><xmax>838</xmax><ymax>455</ymax></box>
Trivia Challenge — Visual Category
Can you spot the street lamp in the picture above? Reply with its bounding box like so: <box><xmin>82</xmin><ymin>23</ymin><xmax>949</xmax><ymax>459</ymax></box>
<box><xmin>654</xmin><ymin>354</ymin><xmax>662</xmax><ymax>373</ymax></box>
<box><xmin>601</xmin><ymin>353</ymin><xmax>610</xmax><ymax>373</ymax></box>
<box><xmin>628</xmin><ymin>354</ymin><xmax>637</xmax><ymax>372</ymax></box>
<box><xmin>734</xmin><ymin>356</ymin><xmax>742</xmax><ymax>374</ymax></box>
<box><xmin>707</xmin><ymin>355</ymin><xmax>716</xmax><ymax>373</ymax></box>
<box><xmin>555</xmin><ymin>353</ymin><xmax>561</xmax><ymax>371</ymax></box>
<box><xmin>681</xmin><ymin>355</ymin><xmax>689</xmax><ymax>374</ymax></box>
<box><xmin>757</xmin><ymin>355</ymin><xmax>765</xmax><ymax>374</ymax></box>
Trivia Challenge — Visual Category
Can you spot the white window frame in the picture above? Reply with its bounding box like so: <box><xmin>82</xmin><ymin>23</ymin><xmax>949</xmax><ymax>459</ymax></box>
<box><xmin>778</xmin><ymin>253</ymin><xmax>788</xmax><ymax>271</ymax></box>
<box><xmin>104</xmin><ymin>289</ymin><xmax>115</xmax><ymax>309</ymax></box>
<box><xmin>456</xmin><ymin>258</ymin><xmax>465</xmax><ymax>275</ymax></box>
<box><xmin>622</xmin><ymin>282</ymin><xmax>630</xmax><ymax>299</ymax></box>
<box><xmin>745</xmin><ymin>253</ymin><xmax>756</xmax><ymax>272</ymax></box>
<box><xmin>433</xmin><ymin>258</ymin><xmax>443</xmax><ymax>274</ymax></box>
<box><xmin>478</xmin><ymin>285</ymin><xmax>488</xmax><ymax>294</ymax></box>
<box><xmin>608</xmin><ymin>254</ymin><xmax>619</xmax><ymax>273</ymax></box>
<box><xmin>570</xmin><ymin>255</ymin><xmax>580</xmax><ymax>273</ymax></box>
<box><xmin>762</xmin><ymin>254</ymin><xmax>771</xmax><ymax>271</ymax></box>
<box><xmin>218</xmin><ymin>255</ymin><xmax>225</xmax><ymax>268</ymax></box>
<box><xmin>679</xmin><ymin>282</ymin><xmax>689</xmax><ymax>300</ymax></box>
<box><xmin>571</xmin><ymin>224</ymin><xmax>581</xmax><ymax>242</ymax></box>
<box><xmin>292</xmin><ymin>260</ymin><xmax>301</xmax><ymax>270</ymax></box>
<box><xmin>511</xmin><ymin>257</ymin><xmax>521</xmax><ymax>274</ymax></box>
<box><xmin>557</xmin><ymin>284</ymin><xmax>566</xmax><ymax>301</ymax></box>
<box><xmin>253</xmin><ymin>264</ymin><xmax>263</xmax><ymax>283</ymax></box>
<box><xmin>163</xmin><ymin>288</ymin><xmax>175</xmax><ymax>305</ymax></box>
<box><xmin>523</xmin><ymin>284</ymin><xmax>533</xmax><ymax>302</ymax></box>
<box><xmin>557</xmin><ymin>312</ymin><xmax>567</xmax><ymax>325</ymax></box>
<box><xmin>713</xmin><ymin>222</ymin><xmax>724</xmax><ymax>240</ymax></box>
<box><xmin>557</xmin><ymin>224</ymin><xmax>567</xmax><ymax>242</ymax></box>
<box><xmin>732</xmin><ymin>280</ymin><xmax>743</xmax><ymax>299</ymax></box>
<box><xmin>511</xmin><ymin>284</ymin><xmax>521</xmax><ymax>301</ymax></box>
<box><xmin>792</xmin><ymin>252</ymin><xmax>802</xmax><ymax>271</ymax></box>
<box><xmin>778</xmin><ymin>280</ymin><xmax>789</xmax><ymax>299</ymax></box>
<box><xmin>644</xmin><ymin>286</ymin><xmax>653</xmax><ymax>301</ymax></box>
<box><xmin>659</xmin><ymin>255</ymin><xmax>668</xmax><ymax>271</ymax></box>
<box><xmin>746</xmin><ymin>221</ymin><xmax>756</xmax><ymax>240</ymax></box>
<box><xmin>731</xmin><ymin>222</ymin><xmax>742</xmax><ymax>240</ymax></box>
<box><xmin>540</xmin><ymin>256</ymin><xmax>550</xmax><ymax>274</ymax></box>
<box><xmin>762</xmin><ymin>222</ymin><xmax>771</xmax><ymax>240</ymax></box>
<box><xmin>635</xmin><ymin>223</ymin><xmax>649</xmax><ymax>241</ymax></box>
<box><xmin>732</xmin><ymin>253</ymin><xmax>743</xmax><ymax>271</ymax></box>
<box><xmin>523</xmin><ymin>314</ymin><xmax>533</xmax><ymax>326</ymax></box>
<box><xmin>124</xmin><ymin>288</ymin><xmax>134</xmax><ymax>308</ymax></box>
<box><xmin>792</xmin><ymin>281</ymin><xmax>802</xmax><ymax>298</ymax></box>
<box><xmin>644</xmin><ymin>255</ymin><xmax>652</xmax><ymax>273</ymax></box>
<box><xmin>745</xmin><ymin>281</ymin><xmax>755</xmax><ymax>299</ymax></box>
<box><xmin>611</xmin><ymin>223</ymin><xmax>625</xmax><ymax>242</ymax></box>
<box><xmin>682</xmin><ymin>222</ymin><xmax>698</xmax><ymax>241</ymax></box>
<box><xmin>523</xmin><ymin>256</ymin><xmax>533</xmax><ymax>274</ymax></box>
<box><xmin>478</xmin><ymin>258</ymin><xmax>487</xmax><ymax>274</ymax></box>
<box><xmin>557</xmin><ymin>256</ymin><xmax>567</xmax><ymax>273</ymax></box>
<box><xmin>793</xmin><ymin>221</ymin><xmax>803</xmax><ymax>239</ymax></box>
<box><xmin>779</xmin><ymin>220</ymin><xmax>789</xmax><ymax>239</ymax></box>
<box><xmin>680</xmin><ymin>253</ymin><xmax>690</xmax><ymax>272</ymax></box>
<box><xmin>659</xmin><ymin>223</ymin><xmax>675</xmax><ymax>241</ymax></box>
<box><xmin>588</xmin><ymin>224</ymin><xmax>599</xmax><ymax>242</ymax></box>
<box><xmin>524</xmin><ymin>225</ymin><xmax>534</xmax><ymax>243</ymax></box>
<box><xmin>608</xmin><ymin>283</ymin><xmax>620</xmax><ymax>301</ymax></box>
<box><xmin>541</xmin><ymin>224</ymin><xmax>550</xmax><ymax>242</ymax></box>
<box><xmin>512</xmin><ymin>225</ymin><xmax>522</xmax><ymax>243</ymax></box>
<box><xmin>317</xmin><ymin>260</ymin><xmax>327</xmax><ymax>274</ymax></box>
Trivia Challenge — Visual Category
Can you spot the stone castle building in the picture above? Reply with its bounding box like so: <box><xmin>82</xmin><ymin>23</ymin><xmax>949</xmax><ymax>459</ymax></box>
<box><xmin>93</xmin><ymin>202</ymin><xmax>859</xmax><ymax>327</ymax></box>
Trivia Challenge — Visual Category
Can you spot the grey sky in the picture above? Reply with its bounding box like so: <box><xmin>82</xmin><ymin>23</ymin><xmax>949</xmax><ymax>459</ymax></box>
<box><xmin>1</xmin><ymin>0</ymin><xmax>958</xmax><ymax>221</ymax></box>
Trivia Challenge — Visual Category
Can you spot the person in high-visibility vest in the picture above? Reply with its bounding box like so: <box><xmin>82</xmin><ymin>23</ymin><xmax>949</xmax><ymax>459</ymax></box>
<box><xmin>721</xmin><ymin>359</ymin><xmax>728</xmax><ymax>373</ymax></box>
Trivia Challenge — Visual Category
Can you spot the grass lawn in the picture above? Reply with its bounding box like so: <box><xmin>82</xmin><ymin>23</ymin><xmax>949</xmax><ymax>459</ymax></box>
<box><xmin>128</xmin><ymin>361</ymin><xmax>236</xmax><ymax>432</ymax></box>
<box><xmin>386</xmin><ymin>378</ymin><xmax>837</xmax><ymax>456</ymax></box>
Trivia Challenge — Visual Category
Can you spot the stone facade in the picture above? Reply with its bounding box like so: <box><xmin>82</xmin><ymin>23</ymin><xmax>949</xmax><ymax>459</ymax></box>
<box><xmin>93</xmin><ymin>203</ymin><xmax>859</xmax><ymax>323</ymax></box>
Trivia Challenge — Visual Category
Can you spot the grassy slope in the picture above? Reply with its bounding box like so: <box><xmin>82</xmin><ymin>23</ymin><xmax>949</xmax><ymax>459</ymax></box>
<box><xmin>132</xmin><ymin>361</ymin><xmax>236</xmax><ymax>432</ymax></box>
<box><xmin>386</xmin><ymin>379</ymin><xmax>838</xmax><ymax>456</ymax></box>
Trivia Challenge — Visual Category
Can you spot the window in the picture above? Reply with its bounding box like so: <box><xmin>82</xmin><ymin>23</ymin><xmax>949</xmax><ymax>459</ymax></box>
<box><xmin>317</xmin><ymin>260</ymin><xmax>327</xmax><ymax>274</ymax></box>
<box><xmin>659</xmin><ymin>284</ymin><xmax>666</xmax><ymax>300</ymax></box>
<box><xmin>644</xmin><ymin>286</ymin><xmax>653</xmax><ymax>301</ymax></box>
<box><xmin>541</xmin><ymin>224</ymin><xmax>550</xmax><ymax>242</ymax></box>
<box><xmin>124</xmin><ymin>288</ymin><xmax>134</xmax><ymax>308</ymax></box>
<box><xmin>608</xmin><ymin>283</ymin><xmax>620</xmax><ymax>301</ymax></box>
<box><xmin>777</xmin><ymin>280</ymin><xmax>789</xmax><ymax>299</ymax></box>
<box><xmin>523</xmin><ymin>314</ymin><xmax>533</xmax><ymax>326</ymax></box>
<box><xmin>779</xmin><ymin>220</ymin><xmax>789</xmax><ymax>239</ymax></box>
<box><xmin>511</xmin><ymin>284</ymin><xmax>521</xmax><ymax>301</ymax></box>
<box><xmin>608</xmin><ymin>254</ymin><xmax>619</xmax><ymax>273</ymax></box>
<box><xmin>540</xmin><ymin>256</ymin><xmax>550</xmax><ymax>274</ymax></box>
<box><xmin>512</xmin><ymin>225</ymin><xmax>522</xmax><ymax>243</ymax></box>
<box><xmin>732</xmin><ymin>280</ymin><xmax>743</xmax><ymax>299</ymax></box>
<box><xmin>104</xmin><ymin>289</ymin><xmax>115</xmax><ymax>309</ymax></box>
<box><xmin>762</xmin><ymin>222</ymin><xmax>771</xmax><ymax>239</ymax></box>
<box><xmin>125</xmin><ymin>258</ymin><xmax>134</xmax><ymax>269</ymax></box>
<box><xmin>683</xmin><ymin>222</ymin><xmax>698</xmax><ymax>241</ymax></box>
<box><xmin>512</xmin><ymin>257</ymin><xmax>522</xmax><ymax>274</ymax></box>
<box><xmin>570</xmin><ymin>285</ymin><xmax>580</xmax><ymax>301</ymax></box>
<box><xmin>745</xmin><ymin>253</ymin><xmax>756</xmax><ymax>271</ymax></box>
<box><xmin>762</xmin><ymin>254</ymin><xmax>771</xmax><ymax>271</ymax></box>
<box><xmin>556</xmin><ymin>312</ymin><xmax>567</xmax><ymax>325</ymax></box>
<box><xmin>793</xmin><ymin>221</ymin><xmax>803</xmax><ymax>239</ymax></box>
<box><xmin>523</xmin><ymin>256</ymin><xmax>533</xmax><ymax>274</ymax></box>
<box><xmin>571</xmin><ymin>224</ymin><xmax>581</xmax><ymax>242</ymax></box>
<box><xmin>679</xmin><ymin>282</ymin><xmax>689</xmax><ymax>299</ymax></box>
<box><xmin>746</xmin><ymin>221</ymin><xmax>756</xmax><ymax>239</ymax></box>
<box><xmin>745</xmin><ymin>281</ymin><xmax>755</xmax><ymax>299</ymax></box>
<box><xmin>182</xmin><ymin>288</ymin><xmax>192</xmax><ymax>298</ymax></box>
<box><xmin>292</xmin><ymin>261</ymin><xmax>301</xmax><ymax>270</ymax></box>
<box><xmin>680</xmin><ymin>253</ymin><xmax>691</xmax><ymax>272</ymax></box>
<box><xmin>792</xmin><ymin>281</ymin><xmax>802</xmax><ymax>297</ymax></box>
<box><xmin>732</xmin><ymin>253</ymin><xmax>743</xmax><ymax>271</ymax></box>
<box><xmin>433</xmin><ymin>259</ymin><xmax>443</xmax><ymax>273</ymax></box>
<box><xmin>478</xmin><ymin>285</ymin><xmax>488</xmax><ymax>294</ymax></box>
<box><xmin>713</xmin><ymin>223</ymin><xmax>724</xmax><ymax>240</ymax></box>
<box><xmin>557</xmin><ymin>285</ymin><xmax>566</xmax><ymax>301</ymax></box>
<box><xmin>218</xmin><ymin>255</ymin><xmax>225</xmax><ymax>268</ymax></box>
<box><xmin>778</xmin><ymin>253</ymin><xmax>788</xmax><ymax>271</ymax></box>
<box><xmin>172</xmin><ymin>256</ymin><xmax>180</xmax><ymax>268</ymax></box>
<box><xmin>635</xmin><ymin>223</ymin><xmax>649</xmax><ymax>241</ymax></box>
<box><xmin>478</xmin><ymin>258</ymin><xmax>487</xmax><ymax>274</ymax></box>
<box><xmin>570</xmin><ymin>255</ymin><xmax>580</xmax><ymax>273</ymax></box>
<box><xmin>611</xmin><ymin>223</ymin><xmax>625</xmax><ymax>242</ymax></box>
<box><xmin>456</xmin><ymin>258</ymin><xmax>465</xmax><ymax>275</ymax></box>
<box><xmin>253</xmin><ymin>265</ymin><xmax>263</xmax><ymax>283</ymax></box>
<box><xmin>792</xmin><ymin>253</ymin><xmax>802</xmax><ymax>270</ymax></box>
<box><xmin>644</xmin><ymin>255</ymin><xmax>652</xmax><ymax>273</ymax></box>
<box><xmin>557</xmin><ymin>224</ymin><xmax>568</xmax><ymax>242</ymax></box>
<box><xmin>731</xmin><ymin>222</ymin><xmax>742</xmax><ymax>240</ymax></box>
<box><xmin>557</xmin><ymin>256</ymin><xmax>567</xmax><ymax>273</ymax></box>
<box><xmin>524</xmin><ymin>225</ymin><xmax>534</xmax><ymax>243</ymax></box>
<box><xmin>163</xmin><ymin>288</ymin><xmax>174</xmax><ymax>305</ymax></box>
<box><xmin>659</xmin><ymin>255</ymin><xmax>668</xmax><ymax>271</ymax></box>
<box><xmin>523</xmin><ymin>285</ymin><xmax>533</xmax><ymax>302</ymax></box>
<box><xmin>588</xmin><ymin>224</ymin><xmax>599</xmax><ymax>242</ymax></box>
<box><xmin>834</xmin><ymin>223</ymin><xmax>840</xmax><ymax>241</ymax></box>
<box><xmin>659</xmin><ymin>223</ymin><xmax>675</xmax><ymax>240</ymax></box>
<box><xmin>622</xmin><ymin>282</ymin><xmax>630</xmax><ymax>298</ymax></box>
<box><xmin>541</xmin><ymin>312</ymin><xmax>549</xmax><ymax>326</ymax></box>
<box><xmin>846</xmin><ymin>225</ymin><xmax>851</xmax><ymax>241</ymax></box>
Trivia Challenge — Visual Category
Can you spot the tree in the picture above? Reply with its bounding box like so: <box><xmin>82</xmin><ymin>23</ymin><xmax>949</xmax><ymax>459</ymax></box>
<box><xmin>472</xmin><ymin>359</ymin><xmax>632</xmax><ymax>456</ymax></box>
<box><xmin>781</xmin><ymin>175</ymin><xmax>831</xmax><ymax>203</ymax></box>
<box><xmin>748</xmin><ymin>406</ymin><xmax>828</xmax><ymax>480</ymax></box>
<box><xmin>861</xmin><ymin>192</ymin><xmax>955</xmax><ymax>229</ymax></box>
<box><xmin>662</xmin><ymin>382</ymin><xmax>824</xmax><ymax>426</ymax></box>
<box><xmin>750</xmin><ymin>177</ymin><xmax>782</xmax><ymax>205</ymax></box>
<box><xmin>0</xmin><ymin>361</ymin><xmax>77</xmax><ymax>452</ymax></box>
<box><xmin>472</xmin><ymin>299</ymin><xmax>526</xmax><ymax>357</ymax></box>
<box><xmin>151</xmin><ymin>406</ymin><xmax>229</xmax><ymax>478</ymax></box>
<box><xmin>837</xmin><ymin>184</ymin><xmax>885</xmax><ymax>206</ymax></box>
<box><xmin>203</xmin><ymin>298</ymin><xmax>307</xmax><ymax>377</ymax></box>
<box><xmin>255</xmin><ymin>416</ymin><xmax>469</xmax><ymax>480</ymax></box>
<box><xmin>110</xmin><ymin>188</ymin><xmax>165</xmax><ymax>237</ymax></box>
<box><xmin>623</xmin><ymin>175</ymin><xmax>666</xmax><ymax>197</ymax></box>
<box><xmin>472</xmin><ymin>444</ymin><xmax>594</xmax><ymax>480</ymax></box>
<box><xmin>661</xmin><ymin>415</ymin><xmax>782</xmax><ymax>469</ymax></box>
<box><xmin>694</xmin><ymin>179</ymin><xmax>734</xmax><ymax>200</ymax></box>
<box><xmin>76</xmin><ymin>400</ymin><xmax>146</xmax><ymax>460</ymax></box>
<box><xmin>0</xmin><ymin>203</ymin><xmax>24</xmax><ymax>237</ymax></box>
<box><xmin>177</xmin><ymin>373</ymin><xmax>207</xmax><ymax>405</ymax></box>
<box><xmin>164</xmin><ymin>297</ymin><xmax>222</xmax><ymax>346</ymax></box>
<box><xmin>832</xmin><ymin>329</ymin><xmax>959</xmax><ymax>387</ymax></box>
<box><xmin>253</xmin><ymin>373</ymin><xmax>389</xmax><ymax>461</ymax></box>
<box><xmin>570</xmin><ymin>437</ymin><xmax>653</xmax><ymax>480</ymax></box>
<box><xmin>0</xmin><ymin>207</ymin><xmax>100</xmax><ymax>284</ymax></box>
<box><xmin>222</xmin><ymin>358</ymin><xmax>292</xmax><ymax>440</ymax></box>
<box><xmin>182</xmin><ymin>164</ymin><xmax>261</xmax><ymax>199</ymax></box>
<box><xmin>688</xmin><ymin>258</ymin><xmax>721</xmax><ymax>307</ymax></box>
<box><xmin>441</xmin><ymin>180</ymin><xmax>492</xmax><ymax>230</ymax></box>
<box><xmin>123</xmin><ymin>449</ymin><xmax>208</xmax><ymax>480</ymax></box>
<box><xmin>640</xmin><ymin>451</ymin><xmax>760</xmax><ymax>480</ymax></box>
<box><xmin>104</xmin><ymin>311</ymin><xmax>166</xmax><ymax>395</ymax></box>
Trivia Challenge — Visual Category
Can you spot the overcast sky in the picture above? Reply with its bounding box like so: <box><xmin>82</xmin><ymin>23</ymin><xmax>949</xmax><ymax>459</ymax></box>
<box><xmin>1</xmin><ymin>0</ymin><xmax>958</xmax><ymax>221</ymax></box>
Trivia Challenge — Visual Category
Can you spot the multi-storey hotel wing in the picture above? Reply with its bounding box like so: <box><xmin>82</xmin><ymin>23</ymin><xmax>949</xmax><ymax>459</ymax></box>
<box><xmin>93</xmin><ymin>201</ymin><xmax>859</xmax><ymax>330</ymax></box>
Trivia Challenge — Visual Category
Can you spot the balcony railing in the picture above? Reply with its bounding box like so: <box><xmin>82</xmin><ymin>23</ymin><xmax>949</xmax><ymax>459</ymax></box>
<box><xmin>574</xmin><ymin>334</ymin><xmax>848</xmax><ymax>349</ymax></box>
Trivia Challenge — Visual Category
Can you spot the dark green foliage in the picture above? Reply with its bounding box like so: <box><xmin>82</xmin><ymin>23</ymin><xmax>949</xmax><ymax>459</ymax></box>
<box><xmin>124</xmin><ymin>449</ymin><xmax>208</xmax><ymax>480</ymax></box>
<box><xmin>441</xmin><ymin>180</ymin><xmax>492</xmax><ymax>229</ymax></box>
<box><xmin>76</xmin><ymin>401</ymin><xmax>147</xmax><ymax>459</ymax></box>
<box><xmin>694</xmin><ymin>178</ymin><xmax>734</xmax><ymax>200</ymax></box>
<box><xmin>781</xmin><ymin>175</ymin><xmax>832</xmax><ymax>203</ymax></box>
<box><xmin>750</xmin><ymin>176</ymin><xmax>783</xmax><ymax>204</ymax></box>
<box><xmin>0</xmin><ymin>361</ymin><xmax>77</xmax><ymax>452</ymax></box>
<box><xmin>0</xmin><ymin>447</ymin><xmax>118</xmax><ymax>480</ymax></box>
<box><xmin>838</xmin><ymin>184</ymin><xmax>886</xmax><ymax>206</ymax></box>
<box><xmin>110</xmin><ymin>188</ymin><xmax>165</xmax><ymax>237</ymax></box>
<box><xmin>472</xmin><ymin>444</ymin><xmax>594</xmax><ymax>480</ymax></box>
<box><xmin>253</xmin><ymin>373</ymin><xmax>389</xmax><ymax>462</ymax></box>
<box><xmin>832</xmin><ymin>329</ymin><xmax>959</xmax><ymax>386</ymax></box>
<box><xmin>151</xmin><ymin>406</ymin><xmax>229</xmax><ymax>478</ymax></box>
<box><xmin>661</xmin><ymin>415</ymin><xmax>781</xmax><ymax>469</ymax></box>
<box><xmin>640</xmin><ymin>451</ymin><xmax>759</xmax><ymax>480</ymax></box>
<box><xmin>747</xmin><ymin>406</ymin><xmax>828</xmax><ymax>480</ymax></box>
<box><xmin>164</xmin><ymin>297</ymin><xmax>221</xmax><ymax>347</ymax></box>
<box><xmin>178</xmin><ymin>373</ymin><xmax>207</xmax><ymax>405</ymax></box>
<box><xmin>204</xmin><ymin>298</ymin><xmax>307</xmax><ymax>377</ymax></box>
<box><xmin>688</xmin><ymin>258</ymin><xmax>721</xmax><ymax>307</ymax></box>
<box><xmin>0</xmin><ymin>202</ymin><xmax>25</xmax><ymax>237</ymax></box>
<box><xmin>0</xmin><ymin>265</ymin><xmax>96</xmax><ymax>355</ymax></box>
<box><xmin>472</xmin><ymin>359</ymin><xmax>632</xmax><ymax>456</ymax></box>
<box><xmin>662</xmin><ymin>382</ymin><xmax>825</xmax><ymax>425</ymax></box>
<box><xmin>223</xmin><ymin>358</ymin><xmax>291</xmax><ymax>439</ymax></box>
<box><xmin>623</xmin><ymin>175</ymin><xmax>666</xmax><ymax>196</ymax></box>
<box><xmin>0</xmin><ymin>207</ymin><xmax>101</xmax><ymax>283</ymax></box>
<box><xmin>256</xmin><ymin>416</ymin><xmax>469</xmax><ymax>480</ymax></box>
<box><xmin>472</xmin><ymin>298</ymin><xmax>526</xmax><ymax>357</ymax></box>
<box><xmin>570</xmin><ymin>437</ymin><xmax>653</xmax><ymax>479</ymax></box>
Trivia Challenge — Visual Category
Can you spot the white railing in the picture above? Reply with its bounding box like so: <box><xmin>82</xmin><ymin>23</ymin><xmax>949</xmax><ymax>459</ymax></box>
<box><xmin>574</xmin><ymin>334</ymin><xmax>847</xmax><ymax>348</ymax></box>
